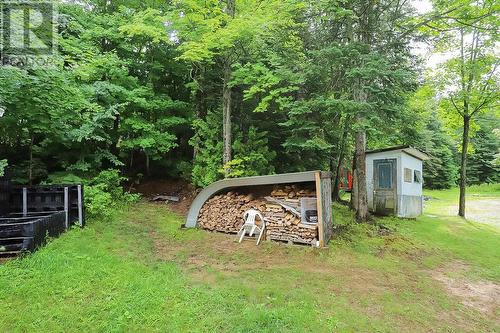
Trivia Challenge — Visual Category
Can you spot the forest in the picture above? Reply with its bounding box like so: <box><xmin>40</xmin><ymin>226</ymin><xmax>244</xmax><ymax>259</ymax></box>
<box><xmin>0</xmin><ymin>0</ymin><xmax>498</xmax><ymax>219</ymax></box>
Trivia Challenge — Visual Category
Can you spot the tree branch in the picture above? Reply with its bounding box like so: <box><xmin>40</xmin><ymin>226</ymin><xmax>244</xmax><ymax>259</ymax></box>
<box><xmin>470</xmin><ymin>62</ymin><xmax>499</xmax><ymax>116</ymax></box>
<box><xmin>450</xmin><ymin>95</ymin><xmax>465</xmax><ymax>117</ymax></box>
<box><xmin>399</xmin><ymin>6</ymin><xmax>460</xmax><ymax>38</ymax></box>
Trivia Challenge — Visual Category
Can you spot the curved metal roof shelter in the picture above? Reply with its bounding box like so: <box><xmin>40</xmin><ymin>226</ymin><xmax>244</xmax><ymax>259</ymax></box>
<box><xmin>186</xmin><ymin>171</ymin><xmax>320</xmax><ymax>228</ymax></box>
<box><xmin>186</xmin><ymin>170</ymin><xmax>334</xmax><ymax>247</ymax></box>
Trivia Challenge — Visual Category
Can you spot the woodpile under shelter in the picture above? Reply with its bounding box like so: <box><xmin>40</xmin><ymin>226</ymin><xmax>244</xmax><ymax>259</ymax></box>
<box><xmin>365</xmin><ymin>145</ymin><xmax>429</xmax><ymax>218</ymax></box>
<box><xmin>186</xmin><ymin>171</ymin><xmax>333</xmax><ymax>247</ymax></box>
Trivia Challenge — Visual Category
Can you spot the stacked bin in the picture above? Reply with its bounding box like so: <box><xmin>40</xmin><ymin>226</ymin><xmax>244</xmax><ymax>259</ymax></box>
<box><xmin>0</xmin><ymin>179</ymin><xmax>84</xmax><ymax>257</ymax></box>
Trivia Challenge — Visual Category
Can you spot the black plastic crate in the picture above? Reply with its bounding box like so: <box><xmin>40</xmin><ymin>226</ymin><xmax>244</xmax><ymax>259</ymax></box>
<box><xmin>0</xmin><ymin>237</ymin><xmax>34</xmax><ymax>252</ymax></box>
<box><xmin>0</xmin><ymin>212</ymin><xmax>66</xmax><ymax>255</ymax></box>
<box><xmin>4</xmin><ymin>184</ymin><xmax>85</xmax><ymax>227</ymax></box>
<box><xmin>0</xmin><ymin>176</ymin><xmax>84</xmax><ymax>257</ymax></box>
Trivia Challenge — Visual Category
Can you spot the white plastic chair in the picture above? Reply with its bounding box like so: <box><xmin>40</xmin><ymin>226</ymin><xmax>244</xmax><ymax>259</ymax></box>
<box><xmin>237</xmin><ymin>209</ymin><xmax>266</xmax><ymax>245</ymax></box>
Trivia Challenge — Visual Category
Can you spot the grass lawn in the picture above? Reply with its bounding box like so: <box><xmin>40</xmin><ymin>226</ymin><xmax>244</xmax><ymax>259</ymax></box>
<box><xmin>0</xmin><ymin>185</ymin><xmax>499</xmax><ymax>332</ymax></box>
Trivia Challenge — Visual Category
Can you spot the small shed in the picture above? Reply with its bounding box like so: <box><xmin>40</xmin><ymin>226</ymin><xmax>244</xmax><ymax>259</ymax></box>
<box><xmin>365</xmin><ymin>146</ymin><xmax>429</xmax><ymax>218</ymax></box>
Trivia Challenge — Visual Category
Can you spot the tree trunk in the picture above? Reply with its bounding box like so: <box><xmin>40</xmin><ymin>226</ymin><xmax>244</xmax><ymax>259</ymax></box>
<box><xmin>354</xmin><ymin>121</ymin><xmax>369</xmax><ymax>222</ymax></box>
<box><xmin>110</xmin><ymin>114</ymin><xmax>121</xmax><ymax>169</ymax></box>
<box><xmin>350</xmin><ymin>153</ymin><xmax>357</xmax><ymax>211</ymax></box>
<box><xmin>350</xmin><ymin>0</ymin><xmax>372</xmax><ymax>222</ymax></box>
<box><xmin>193</xmin><ymin>67</ymin><xmax>207</xmax><ymax>160</ymax></box>
<box><xmin>458</xmin><ymin>116</ymin><xmax>470</xmax><ymax>217</ymax></box>
<box><xmin>193</xmin><ymin>94</ymin><xmax>205</xmax><ymax>159</ymax></box>
<box><xmin>222</xmin><ymin>61</ymin><xmax>232</xmax><ymax>166</ymax></box>
<box><xmin>352</xmin><ymin>77</ymin><xmax>369</xmax><ymax>221</ymax></box>
<box><xmin>145</xmin><ymin>152</ymin><xmax>150</xmax><ymax>177</ymax></box>
<box><xmin>222</xmin><ymin>0</ymin><xmax>235</xmax><ymax>166</ymax></box>
<box><xmin>332</xmin><ymin>117</ymin><xmax>349</xmax><ymax>202</ymax></box>
<box><xmin>331</xmin><ymin>156</ymin><xmax>341</xmax><ymax>202</ymax></box>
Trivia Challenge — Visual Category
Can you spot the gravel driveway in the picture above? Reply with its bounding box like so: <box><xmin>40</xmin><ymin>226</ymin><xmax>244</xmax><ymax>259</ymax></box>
<box><xmin>448</xmin><ymin>199</ymin><xmax>500</xmax><ymax>228</ymax></box>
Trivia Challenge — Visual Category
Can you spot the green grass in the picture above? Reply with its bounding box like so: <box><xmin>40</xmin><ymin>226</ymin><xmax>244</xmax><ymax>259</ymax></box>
<box><xmin>423</xmin><ymin>183</ymin><xmax>500</xmax><ymax>211</ymax></box>
<box><xmin>424</xmin><ymin>183</ymin><xmax>500</xmax><ymax>201</ymax></box>
<box><xmin>0</xmin><ymin>186</ymin><xmax>499</xmax><ymax>332</ymax></box>
<box><xmin>417</xmin><ymin>184</ymin><xmax>500</xmax><ymax>280</ymax></box>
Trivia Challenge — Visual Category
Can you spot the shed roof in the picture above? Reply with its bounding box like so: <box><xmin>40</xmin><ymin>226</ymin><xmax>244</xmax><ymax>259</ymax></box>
<box><xmin>366</xmin><ymin>145</ymin><xmax>430</xmax><ymax>161</ymax></box>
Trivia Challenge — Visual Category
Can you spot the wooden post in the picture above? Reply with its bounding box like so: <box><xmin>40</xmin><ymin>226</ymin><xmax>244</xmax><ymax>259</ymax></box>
<box><xmin>22</xmin><ymin>187</ymin><xmax>27</xmax><ymax>217</ymax></box>
<box><xmin>315</xmin><ymin>171</ymin><xmax>325</xmax><ymax>247</ymax></box>
<box><xmin>64</xmin><ymin>187</ymin><xmax>69</xmax><ymax>230</ymax></box>
<box><xmin>77</xmin><ymin>185</ymin><xmax>83</xmax><ymax>227</ymax></box>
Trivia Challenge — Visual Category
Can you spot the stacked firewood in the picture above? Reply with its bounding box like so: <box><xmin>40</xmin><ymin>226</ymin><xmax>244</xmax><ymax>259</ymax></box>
<box><xmin>270</xmin><ymin>186</ymin><xmax>316</xmax><ymax>200</ymax></box>
<box><xmin>263</xmin><ymin>203</ymin><xmax>317</xmax><ymax>245</ymax></box>
<box><xmin>198</xmin><ymin>192</ymin><xmax>265</xmax><ymax>233</ymax></box>
<box><xmin>198</xmin><ymin>186</ymin><xmax>319</xmax><ymax>245</ymax></box>
<box><xmin>264</xmin><ymin>186</ymin><xmax>318</xmax><ymax>244</ymax></box>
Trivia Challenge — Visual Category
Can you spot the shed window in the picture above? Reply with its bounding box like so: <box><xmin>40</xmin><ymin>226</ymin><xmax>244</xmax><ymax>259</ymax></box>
<box><xmin>404</xmin><ymin>168</ymin><xmax>412</xmax><ymax>183</ymax></box>
<box><xmin>414</xmin><ymin>170</ymin><xmax>422</xmax><ymax>183</ymax></box>
<box><xmin>378</xmin><ymin>163</ymin><xmax>393</xmax><ymax>189</ymax></box>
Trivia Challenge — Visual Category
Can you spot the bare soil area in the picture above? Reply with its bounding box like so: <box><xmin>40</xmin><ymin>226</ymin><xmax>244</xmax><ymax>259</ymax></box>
<box><xmin>430</xmin><ymin>261</ymin><xmax>500</xmax><ymax>317</ymax></box>
<box><xmin>133</xmin><ymin>179</ymin><xmax>199</xmax><ymax>216</ymax></box>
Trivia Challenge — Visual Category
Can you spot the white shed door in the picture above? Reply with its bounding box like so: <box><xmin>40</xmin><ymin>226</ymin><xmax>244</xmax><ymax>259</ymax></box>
<box><xmin>373</xmin><ymin>159</ymin><xmax>397</xmax><ymax>215</ymax></box>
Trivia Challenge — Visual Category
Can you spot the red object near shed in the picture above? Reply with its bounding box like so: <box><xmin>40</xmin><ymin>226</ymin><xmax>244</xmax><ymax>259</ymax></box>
<box><xmin>339</xmin><ymin>168</ymin><xmax>353</xmax><ymax>192</ymax></box>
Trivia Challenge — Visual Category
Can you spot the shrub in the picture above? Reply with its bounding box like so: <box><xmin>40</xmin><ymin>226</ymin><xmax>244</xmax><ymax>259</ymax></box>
<box><xmin>189</xmin><ymin>112</ymin><xmax>223</xmax><ymax>188</ymax></box>
<box><xmin>45</xmin><ymin>172</ymin><xmax>84</xmax><ymax>184</ymax></box>
<box><xmin>0</xmin><ymin>159</ymin><xmax>7</xmax><ymax>177</ymax></box>
<box><xmin>220</xmin><ymin>127</ymin><xmax>276</xmax><ymax>179</ymax></box>
<box><xmin>86</xmin><ymin>170</ymin><xmax>140</xmax><ymax>219</ymax></box>
<box><xmin>45</xmin><ymin>169</ymin><xmax>140</xmax><ymax>220</ymax></box>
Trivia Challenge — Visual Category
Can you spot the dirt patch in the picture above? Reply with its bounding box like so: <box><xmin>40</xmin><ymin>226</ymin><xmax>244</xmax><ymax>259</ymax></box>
<box><xmin>0</xmin><ymin>258</ymin><xmax>11</xmax><ymax>264</ymax></box>
<box><xmin>148</xmin><ymin>224</ymin><xmax>400</xmax><ymax>298</ymax></box>
<box><xmin>133</xmin><ymin>179</ymin><xmax>199</xmax><ymax>217</ymax></box>
<box><xmin>151</xmin><ymin>228</ymin><xmax>304</xmax><ymax>270</ymax></box>
<box><xmin>430</xmin><ymin>261</ymin><xmax>500</xmax><ymax>316</ymax></box>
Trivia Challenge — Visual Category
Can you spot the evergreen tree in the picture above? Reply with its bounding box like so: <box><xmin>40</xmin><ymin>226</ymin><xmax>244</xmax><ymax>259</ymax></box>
<box><xmin>407</xmin><ymin>86</ymin><xmax>458</xmax><ymax>189</ymax></box>
<box><xmin>422</xmin><ymin>113</ymin><xmax>459</xmax><ymax>189</ymax></box>
<box><xmin>467</xmin><ymin>112</ymin><xmax>500</xmax><ymax>184</ymax></box>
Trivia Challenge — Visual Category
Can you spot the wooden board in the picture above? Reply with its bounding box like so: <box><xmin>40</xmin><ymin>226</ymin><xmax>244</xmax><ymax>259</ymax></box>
<box><xmin>320</xmin><ymin>172</ymin><xmax>333</xmax><ymax>243</ymax></box>
<box><xmin>315</xmin><ymin>172</ymin><xmax>325</xmax><ymax>247</ymax></box>
<box><xmin>315</xmin><ymin>171</ymin><xmax>333</xmax><ymax>247</ymax></box>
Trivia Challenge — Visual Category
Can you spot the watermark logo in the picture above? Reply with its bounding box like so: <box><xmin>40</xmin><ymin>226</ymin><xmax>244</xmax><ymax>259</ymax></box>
<box><xmin>0</xmin><ymin>0</ymin><xmax>58</xmax><ymax>66</ymax></box>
